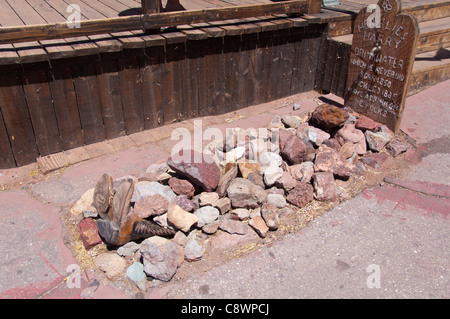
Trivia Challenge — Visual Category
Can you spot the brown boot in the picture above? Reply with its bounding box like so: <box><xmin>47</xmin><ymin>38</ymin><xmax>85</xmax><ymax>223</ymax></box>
<box><xmin>131</xmin><ymin>219</ymin><xmax>177</xmax><ymax>240</ymax></box>
<box><xmin>109</xmin><ymin>179</ymin><xmax>135</xmax><ymax>226</ymax></box>
<box><xmin>97</xmin><ymin>179</ymin><xmax>134</xmax><ymax>246</ymax></box>
<box><xmin>92</xmin><ymin>173</ymin><xmax>113</xmax><ymax>220</ymax></box>
<box><xmin>96</xmin><ymin>219</ymin><xmax>120</xmax><ymax>245</ymax></box>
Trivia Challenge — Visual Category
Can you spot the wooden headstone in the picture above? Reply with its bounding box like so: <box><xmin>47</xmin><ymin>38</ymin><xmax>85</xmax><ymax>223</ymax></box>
<box><xmin>344</xmin><ymin>0</ymin><xmax>419</xmax><ymax>133</ymax></box>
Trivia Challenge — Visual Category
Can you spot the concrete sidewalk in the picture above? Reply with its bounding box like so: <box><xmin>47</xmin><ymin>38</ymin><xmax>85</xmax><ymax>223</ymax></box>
<box><xmin>0</xmin><ymin>81</ymin><xmax>448</xmax><ymax>299</ymax></box>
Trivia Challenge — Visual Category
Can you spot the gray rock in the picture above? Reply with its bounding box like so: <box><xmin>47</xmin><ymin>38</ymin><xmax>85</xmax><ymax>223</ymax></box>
<box><xmin>126</xmin><ymin>262</ymin><xmax>147</xmax><ymax>291</ymax></box>
<box><xmin>227</xmin><ymin>178</ymin><xmax>268</xmax><ymax>209</ymax></box>
<box><xmin>140</xmin><ymin>240</ymin><xmax>180</xmax><ymax>282</ymax></box>
<box><xmin>219</xmin><ymin>219</ymin><xmax>248</xmax><ymax>235</ymax></box>
<box><xmin>202</xmin><ymin>220</ymin><xmax>221</xmax><ymax>235</ymax></box>
<box><xmin>264</xmin><ymin>166</ymin><xmax>283</xmax><ymax>187</ymax></box>
<box><xmin>131</xmin><ymin>181</ymin><xmax>177</xmax><ymax>203</ymax></box>
<box><xmin>146</xmin><ymin>162</ymin><xmax>169</xmax><ymax>175</ymax></box>
<box><xmin>194</xmin><ymin>206</ymin><xmax>220</xmax><ymax>228</ymax></box>
<box><xmin>281</xmin><ymin>115</ymin><xmax>303</xmax><ymax>129</ymax></box>
<box><xmin>267</xmin><ymin>193</ymin><xmax>287</xmax><ymax>208</ymax></box>
<box><xmin>117</xmin><ymin>241</ymin><xmax>140</xmax><ymax>257</ymax></box>
<box><xmin>365</xmin><ymin>130</ymin><xmax>393</xmax><ymax>152</ymax></box>
<box><xmin>82</xmin><ymin>210</ymin><xmax>98</xmax><ymax>219</ymax></box>
<box><xmin>259</xmin><ymin>152</ymin><xmax>282</xmax><ymax>173</ymax></box>
<box><xmin>184</xmin><ymin>239</ymin><xmax>204</xmax><ymax>261</ymax></box>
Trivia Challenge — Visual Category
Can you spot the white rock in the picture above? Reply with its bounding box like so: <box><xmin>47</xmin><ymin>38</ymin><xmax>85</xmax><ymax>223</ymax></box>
<box><xmin>259</xmin><ymin>152</ymin><xmax>282</xmax><ymax>173</ymax></box>
<box><xmin>263</xmin><ymin>166</ymin><xmax>283</xmax><ymax>187</ymax></box>
<box><xmin>194</xmin><ymin>206</ymin><xmax>220</xmax><ymax>228</ymax></box>
<box><xmin>184</xmin><ymin>239</ymin><xmax>204</xmax><ymax>261</ymax></box>
<box><xmin>131</xmin><ymin>181</ymin><xmax>176</xmax><ymax>203</ymax></box>
<box><xmin>267</xmin><ymin>193</ymin><xmax>287</xmax><ymax>208</ymax></box>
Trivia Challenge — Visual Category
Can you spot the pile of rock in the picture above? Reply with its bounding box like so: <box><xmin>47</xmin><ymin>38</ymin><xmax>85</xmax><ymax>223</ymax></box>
<box><xmin>75</xmin><ymin>103</ymin><xmax>414</xmax><ymax>289</ymax></box>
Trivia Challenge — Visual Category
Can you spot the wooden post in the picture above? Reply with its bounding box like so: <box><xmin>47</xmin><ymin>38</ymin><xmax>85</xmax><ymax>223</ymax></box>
<box><xmin>308</xmin><ymin>0</ymin><xmax>322</xmax><ymax>14</ymax></box>
<box><xmin>141</xmin><ymin>0</ymin><xmax>162</xmax><ymax>34</ymax></box>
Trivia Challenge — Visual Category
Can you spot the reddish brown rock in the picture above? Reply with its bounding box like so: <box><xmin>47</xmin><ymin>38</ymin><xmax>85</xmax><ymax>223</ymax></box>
<box><xmin>289</xmin><ymin>164</ymin><xmax>303</xmax><ymax>181</ymax></box>
<box><xmin>359</xmin><ymin>153</ymin><xmax>389</xmax><ymax>169</ymax></box>
<box><xmin>168</xmin><ymin>177</ymin><xmax>195</xmax><ymax>197</ymax></box>
<box><xmin>274</xmin><ymin>171</ymin><xmax>297</xmax><ymax>191</ymax></box>
<box><xmin>314</xmin><ymin>145</ymin><xmax>355</xmax><ymax>179</ymax></box>
<box><xmin>78</xmin><ymin>218</ymin><xmax>102</xmax><ymax>250</ymax></box>
<box><xmin>323</xmin><ymin>138</ymin><xmax>342</xmax><ymax>152</ymax></box>
<box><xmin>167</xmin><ymin>150</ymin><xmax>220</xmax><ymax>192</ymax></box>
<box><xmin>339</xmin><ymin>142</ymin><xmax>356</xmax><ymax>159</ymax></box>
<box><xmin>278</xmin><ymin>129</ymin><xmax>295</xmax><ymax>151</ymax></box>
<box><xmin>355</xmin><ymin>115</ymin><xmax>380</xmax><ymax>131</ymax></box>
<box><xmin>247</xmin><ymin>171</ymin><xmax>265</xmax><ymax>189</ymax></box>
<box><xmin>312</xmin><ymin>172</ymin><xmax>337</xmax><ymax>201</ymax></box>
<box><xmin>286</xmin><ymin>182</ymin><xmax>314</xmax><ymax>208</ymax></box>
<box><xmin>133</xmin><ymin>194</ymin><xmax>169</xmax><ymax>218</ymax></box>
<box><xmin>174</xmin><ymin>195</ymin><xmax>196</xmax><ymax>212</ymax></box>
<box><xmin>280</xmin><ymin>134</ymin><xmax>308</xmax><ymax>165</ymax></box>
<box><xmin>334</xmin><ymin>124</ymin><xmax>366</xmax><ymax>155</ymax></box>
<box><xmin>386</xmin><ymin>139</ymin><xmax>412</xmax><ymax>157</ymax></box>
<box><xmin>309</xmin><ymin>104</ymin><xmax>349</xmax><ymax>131</ymax></box>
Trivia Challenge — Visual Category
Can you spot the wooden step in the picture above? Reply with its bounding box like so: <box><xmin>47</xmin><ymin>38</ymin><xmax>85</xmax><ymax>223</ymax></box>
<box><xmin>402</xmin><ymin>0</ymin><xmax>450</xmax><ymax>23</ymax></box>
<box><xmin>416</xmin><ymin>16</ymin><xmax>450</xmax><ymax>53</ymax></box>
<box><xmin>408</xmin><ymin>47</ymin><xmax>450</xmax><ymax>95</ymax></box>
<box><xmin>324</xmin><ymin>0</ymin><xmax>450</xmax><ymax>36</ymax></box>
<box><xmin>331</xmin><ymin>16</ymin><xmax>450</xmax><ymax>54</ymax></box>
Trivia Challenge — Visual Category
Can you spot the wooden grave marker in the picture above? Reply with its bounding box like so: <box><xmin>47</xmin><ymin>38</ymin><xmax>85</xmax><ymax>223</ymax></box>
<box><xmin>344</xmin><ymin>0</ymin><xmax>419</xmax><ymax>133</ymax></box>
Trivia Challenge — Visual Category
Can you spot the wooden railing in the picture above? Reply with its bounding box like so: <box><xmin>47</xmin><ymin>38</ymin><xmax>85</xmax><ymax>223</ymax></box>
<box><xmin>0</xmin><ymin>0</ymin><xmax>321</xmax><ymax>45</ymax></box>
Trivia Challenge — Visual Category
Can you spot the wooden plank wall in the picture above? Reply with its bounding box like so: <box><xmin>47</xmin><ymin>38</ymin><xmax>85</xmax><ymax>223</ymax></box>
<box><xmin>315</xmin><ymin>37</ymin><xmax>352</xmax><ymax>98</ymax></box>
<box><xmin>0</xmin><ymin>23</ymin><xmax>326</xmax><ymax>169</ymax></box>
